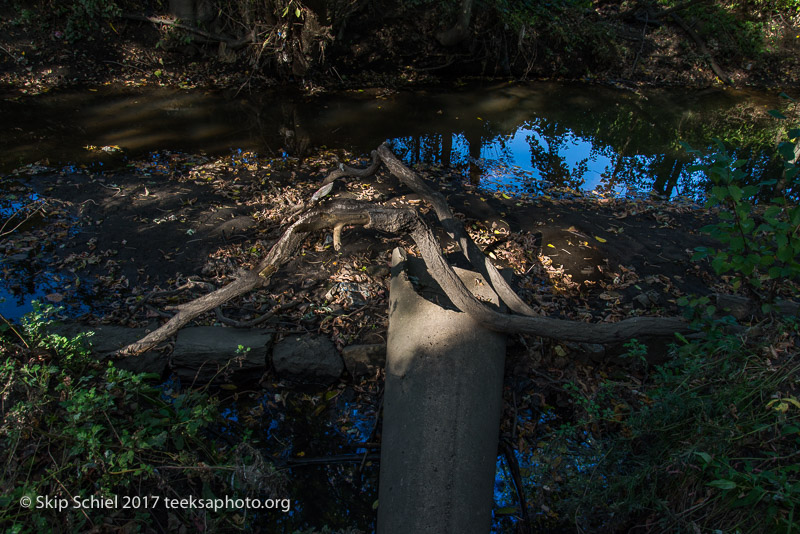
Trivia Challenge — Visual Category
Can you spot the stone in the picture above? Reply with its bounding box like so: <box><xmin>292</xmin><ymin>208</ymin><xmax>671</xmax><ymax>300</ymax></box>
<box><xmin>272</xmin><ymin>334</ymin><xmax>343</xmax><ymax>385</ymax></box>
<box><xmin>48</xmin><ymin>323</ymin><xmax>167</xmax><ymax>375</ymax></box>
<box><xmin>171</xmin><ymin>327</ymin><xmax>273</xmax><ymax>384</ymax></box>
<box><xmin>341</xmin><ymin>344</ymin><xmax>386</xmax><ymax>377</ymax></box>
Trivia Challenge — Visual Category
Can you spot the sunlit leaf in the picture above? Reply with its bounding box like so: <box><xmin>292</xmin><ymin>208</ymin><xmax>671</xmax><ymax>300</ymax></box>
<box><xmin>311</xmin><ymin>182</ymin><xmax>334</xmax><ymax>202</ymax></box>
<box><xmin>594</xmin><ymin>236</ymin><xmax>607</xmax><ymax>243</ymax></box>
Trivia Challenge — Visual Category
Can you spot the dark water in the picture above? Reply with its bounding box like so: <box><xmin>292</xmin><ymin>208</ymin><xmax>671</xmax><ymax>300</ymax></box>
<box><xmin>0</xmin><ymin>82</ymin><xmax>788</xmax><ymax>197</ymax></box>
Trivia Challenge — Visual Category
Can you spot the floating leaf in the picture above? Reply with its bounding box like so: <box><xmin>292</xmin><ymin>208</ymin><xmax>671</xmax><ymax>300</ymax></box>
<box><xmin>547</xmin><ymin>244</ymin><xmax>555</xmax><ymax>248</ymax></box>
<box><xmin>45</xmin><ymin>293</ymin><xmax>63</xmax><ymax>303</ymax></box>
<box><xmin>594</xmin><ymin>236</ymin><xmax>607</xmax><ymax>243</ymax></box>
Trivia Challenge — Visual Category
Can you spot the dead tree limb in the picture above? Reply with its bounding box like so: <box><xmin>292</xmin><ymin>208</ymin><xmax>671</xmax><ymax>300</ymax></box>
<box><xmin>670</xmin><ymin>13</ymin><xmax>733</xmax><ymax>86</ymax></box>
<box><xmin>376</xmin><ymin>144</ymin><xmax>540</xmax><ymax>317</ymax></box>
<box><xmin>117</xmin><ymin>186</ymin><xmax>691</xmax><ymax>358</ymax></box>
<box><xmin>122</xmin><ymin>14</ymin><xmax>254</xmax><ymax>50</ymax></box>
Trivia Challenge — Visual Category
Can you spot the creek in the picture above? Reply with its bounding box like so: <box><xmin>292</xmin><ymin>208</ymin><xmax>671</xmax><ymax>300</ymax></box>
<box><xmin>0</xmin><ymin>81</ymin><xmax>787</xmax><ymax>197</ymax></box>
<box><xmin>0</xmin><ymin>81</ymin><xmax>791</xmax><ymax>532</ymax></box>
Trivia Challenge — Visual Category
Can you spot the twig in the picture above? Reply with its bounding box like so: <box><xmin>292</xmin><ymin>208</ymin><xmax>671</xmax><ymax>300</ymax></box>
<box><xmin>286</xmin><ymin>452</ymin><xmax>380</xmax><ymax>467</ymax></box>
<box><xmin>0</xmin><ymin>313</ymin><xmax>28</xmax><ymax>348</ymax></box>
<box><xmin>0</xmin><ymin>201</ymin><xmax>44</xmax><ymax>237</ymax></box>
<box><xmin>214</xmin><ymin>300</ymin><xmax>299</xmax><ymax>327</ymax></box>
<box><xmin>630</xmin><ymin>11</ymin><xmax>649</xmax><ymax>75</ymax></box>
<box><xmin>500</xmin><ymin>440</ymin><xmax>532</xmax><ymax>533</ymax></box>
<box><xmin>0</xmin><ymin>44</ymin><xmax>20</xmax><ymax>61</ymax></box>
<box><xmin>102</xmin><ymin>60</ymin><xmax>148</xmax><ymax>73</ymax></box>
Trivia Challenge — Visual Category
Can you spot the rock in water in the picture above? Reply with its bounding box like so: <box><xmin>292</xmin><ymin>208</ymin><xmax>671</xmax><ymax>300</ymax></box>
<box><xmin>272</xmin><ymin>335</ymin><xmax>343</xmax><ymax>385</ymax></box>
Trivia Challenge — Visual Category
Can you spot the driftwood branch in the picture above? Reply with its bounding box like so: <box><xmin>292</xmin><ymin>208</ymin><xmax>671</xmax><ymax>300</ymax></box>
<box><xmin>117</xmin><ymin>145</ymin><xmax>694</xmax><ymax>357</ymax></box>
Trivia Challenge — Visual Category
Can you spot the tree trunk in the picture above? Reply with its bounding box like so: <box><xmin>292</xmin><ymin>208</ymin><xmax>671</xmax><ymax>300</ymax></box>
<box><xmin>436</xmin><ymin>0</ymin><xmax>474</xmax><ymax>47</ymax></box>
<box><xmin>169</xmin><ymin>0</ymin><xmax>213</xmax><ymax>25</ymax></box>
<box><xmin>378</xmin><ymin>249</ymin><xmax>507</xmax><ymax>533</ymax></box>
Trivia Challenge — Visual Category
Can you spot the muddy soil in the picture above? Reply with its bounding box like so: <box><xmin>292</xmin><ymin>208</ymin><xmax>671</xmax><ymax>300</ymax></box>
<box><xmin>1</xmin><ymin>148</ymin><xmax>718</xmax><ymax>360</ymax></box>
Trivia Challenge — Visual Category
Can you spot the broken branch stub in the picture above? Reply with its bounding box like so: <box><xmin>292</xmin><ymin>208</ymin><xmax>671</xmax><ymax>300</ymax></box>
<box><xmin>117</xmin><ymin>146</ymin><xmax>691</xmax><ymax>358</ymax></box>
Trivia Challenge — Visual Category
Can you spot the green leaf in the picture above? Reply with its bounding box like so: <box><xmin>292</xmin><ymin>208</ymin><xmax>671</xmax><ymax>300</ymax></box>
<box><xmin>708</xmin><ymin>479</ymin><xmax>737</xmax><ymax>490</ymax></box>
<box><xmin>728</xmin><ymin>185</ymin><xmax>743</xmax><ymax>202</ymax></box>
<box><xmin>733</xmin><ymin>488</ymin><xmax>765</xmax><ymax>508</ymax></box>
<box><xmin>295</xmin><ymin>7</ymin><xmax>301</xmax><ymax>17</ymax></box>
<box><xmin>778</xmin><ymin>141</ymin><xmax>797</xmax><ymax>161</ymax></box>
<box><xmin>768</xmin><ymin>109</ymin><xmax>788</xmax><ymax>120</ymax></box>
<box><xmin>695</xmin><ymin>451</ymin><xmax>712</xmax><ymax>464</ymax></box>
<box><xmin>781</xmin><ymin>424</ymin><xmax>800</xmax><ymax>435</ymax></box>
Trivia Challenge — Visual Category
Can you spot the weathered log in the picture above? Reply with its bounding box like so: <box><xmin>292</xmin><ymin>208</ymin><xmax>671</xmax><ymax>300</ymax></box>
<box><xmin>378</xmin><ymin>249</ymin><xmax>506</xmax><ymax>533</ymax></box>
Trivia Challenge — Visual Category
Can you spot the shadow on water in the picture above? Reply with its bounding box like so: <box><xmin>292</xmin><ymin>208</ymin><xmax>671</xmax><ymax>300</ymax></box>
<box><xmin>204</xmin><ymin>382</ymin><xmax>381</xmax><ymax>532</ymax></box>
<box><xmin>0</xmin><ymin>82</ymin><xmax>788</xmax><ymax>198</ymax></box>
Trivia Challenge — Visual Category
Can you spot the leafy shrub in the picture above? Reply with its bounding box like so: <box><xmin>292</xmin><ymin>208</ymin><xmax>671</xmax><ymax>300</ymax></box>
<box><xmin>687</xmin><ymin>96</ymin><xmax>800</xmax><ymax>305</ymax></box>
<box><xmin>0</xmin><ymin>303</ymin><xmax>285</xmax><ymax>533</ymax></box>
<box><xmin>537</xmin><ymin>318</ymin><xmax>800</xmax><ymax>532</ymax></box>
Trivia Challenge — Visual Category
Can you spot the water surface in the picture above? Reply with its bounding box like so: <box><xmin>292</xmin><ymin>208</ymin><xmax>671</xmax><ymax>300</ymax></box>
<box><xmin>0</xmin><ymin>82</ymin><xmax>787</xmax><ymax>197</ymax></box>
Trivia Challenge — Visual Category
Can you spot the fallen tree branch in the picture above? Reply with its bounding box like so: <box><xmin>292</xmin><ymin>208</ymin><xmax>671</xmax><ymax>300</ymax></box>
<box><xmin>376</xmin><ymin>144</ymin><xmax>540</xmax><ymax>317</ymax></box>
<box><xmin>122</xmin><ymin>13</ymin><xmax>254</xmax><ymax>50</ymax></box>
<box><xmin>670</xmin><ymin>12</ymin><xmax>733</xmax><ymax>86</ymax></box>
<box><xmin>117</xmin><ymin>186</ymin><xmax>692</xmax><ymax>357</ymax></box>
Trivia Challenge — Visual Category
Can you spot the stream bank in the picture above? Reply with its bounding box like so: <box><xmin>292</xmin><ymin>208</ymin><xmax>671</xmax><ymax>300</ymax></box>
<box><xmin>2</xmin><ymin>0</ymin><xmax>799</xmax><ymax>98</ymax></box>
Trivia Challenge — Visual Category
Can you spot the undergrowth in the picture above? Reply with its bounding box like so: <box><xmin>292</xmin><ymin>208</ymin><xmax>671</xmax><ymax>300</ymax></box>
<box><xmin>538</xmin><ymin>318</ymin><xmax>800</xmax><ymax>533</ymax></box>
<box><xmin>0</xmin><ymin>303</ymin><xmax>286</xmax><ymax>533</ymax></box>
